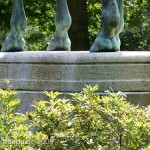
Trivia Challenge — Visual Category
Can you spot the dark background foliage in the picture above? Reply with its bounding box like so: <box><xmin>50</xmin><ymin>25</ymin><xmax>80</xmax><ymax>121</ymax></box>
<box><xmin>0</xmin><ymin>0</ymin><xmax>149</xmax><ymax>51</ymax></box>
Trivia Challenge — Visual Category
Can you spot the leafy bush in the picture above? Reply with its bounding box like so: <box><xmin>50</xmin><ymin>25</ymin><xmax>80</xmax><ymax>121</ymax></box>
<box><xmin>0</xmin><ymin>85</ymin><xmax>150</xmax><ymax>149</ymax></box>
<box><xmin>0</xmin><ymin>89</ymin><xmax>32</xmax><ymax>150</ymax></box>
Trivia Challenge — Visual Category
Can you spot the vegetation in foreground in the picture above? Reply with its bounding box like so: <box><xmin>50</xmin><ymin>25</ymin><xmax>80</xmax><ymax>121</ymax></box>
<box><xmin>0</xmin><ymin>85</ymin><xmax>150</xmax><ymax>149</ymax></box>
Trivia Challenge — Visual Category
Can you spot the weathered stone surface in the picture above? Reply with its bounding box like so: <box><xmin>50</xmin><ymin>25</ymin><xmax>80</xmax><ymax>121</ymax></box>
<box><xmin>0</xmin><ymin>51</ymin><xmax>150</xmax><ymax>112</ymax></box>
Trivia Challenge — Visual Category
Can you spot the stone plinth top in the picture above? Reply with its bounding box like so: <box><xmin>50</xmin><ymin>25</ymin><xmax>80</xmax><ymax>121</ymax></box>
<box><xmin>0</xmin><ymin>51</ymin><xmax>150</xmax><ymax>64</ymax></box>
<box><xmin>0</xmin><ymin>50</ymin><xmax>150</xmax><ymax>109</ymax></box>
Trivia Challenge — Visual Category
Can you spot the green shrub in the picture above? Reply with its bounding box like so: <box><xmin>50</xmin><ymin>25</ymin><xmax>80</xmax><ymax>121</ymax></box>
<box><xmin>0</xmin><ymin>85</ymin><xmax>150</xmax><ymax>149</ymax></box>
<box><xmin>0</xmin><ymin>89</ymin><xmax>32</xmax><ymax>150</ymax></box>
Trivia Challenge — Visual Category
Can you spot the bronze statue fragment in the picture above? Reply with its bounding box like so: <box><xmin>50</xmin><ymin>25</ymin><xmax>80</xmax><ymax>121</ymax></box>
<box><xmin>1</xmin><ymin>0</ymin><xmax>27</xmax><ymax>52</ymax></box>
<box><xmin>47</xmin><ymin>0</ymin><xmax>72</xmax><ymax>51</ymax></box>
<box><xmin>90</xmin><ymin>0</ymin><xmax>124</xmax><ymax>52</ymax></box>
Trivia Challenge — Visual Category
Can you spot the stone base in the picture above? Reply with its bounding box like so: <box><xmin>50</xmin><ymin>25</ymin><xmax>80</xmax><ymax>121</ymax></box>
<box><xmin>0</xmin><ymin>51</ymin><xmax>150</xmax><ymax>112</ymax></box>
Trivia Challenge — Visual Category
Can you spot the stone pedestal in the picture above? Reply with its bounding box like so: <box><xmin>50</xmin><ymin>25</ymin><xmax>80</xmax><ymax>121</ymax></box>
<box><xmin>0</xmin><ymin>51</ymin><xmax>150</xmax><ymax>112</ymax></box>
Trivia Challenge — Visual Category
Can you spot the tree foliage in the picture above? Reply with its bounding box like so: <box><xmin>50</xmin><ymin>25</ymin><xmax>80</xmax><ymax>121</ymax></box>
<box><xmin>0</xmin><ymin>0</ymin><xmax>149</xmax><ymax>51</ymax></box>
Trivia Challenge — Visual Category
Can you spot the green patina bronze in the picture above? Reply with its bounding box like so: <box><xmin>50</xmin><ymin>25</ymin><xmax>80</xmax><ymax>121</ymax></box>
<box><xmin>1</xmin><ymin>0</ymin><xmax>124</xmax><ymax>52</ymax></box>
<box><xmin>1</xmin><ymin>0</ymin><xmax>27</xmax><ymax>52</ymax></box>
<box><xmin>47</xmin><ymin>0</ymin><xmax>72</xmax><ymax>51</ymax></box>
<box><xmin>90</xmin><ymin>0</ymin><xmax>124</xmax><ymax>52</ymax></box>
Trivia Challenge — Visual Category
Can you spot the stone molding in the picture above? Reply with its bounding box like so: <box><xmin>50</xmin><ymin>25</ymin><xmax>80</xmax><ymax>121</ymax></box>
<box><xmin>0</xmin><ymin>51</ymin><xmax>150</xmax><ymax>63</ymax></box>
<box><xmin>0</xmin><ymin>51</ymin><xmax>149</xmax><ymax>111</ymax></box>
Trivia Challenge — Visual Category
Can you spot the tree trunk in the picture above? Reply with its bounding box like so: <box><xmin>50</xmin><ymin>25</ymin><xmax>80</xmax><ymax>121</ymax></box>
<box><xmin>68</xmin><ymin>0</ymin><xmax>90</xmax><ymax>51</ymax></box>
